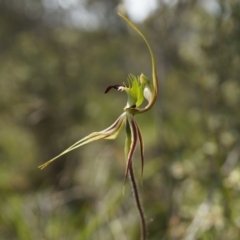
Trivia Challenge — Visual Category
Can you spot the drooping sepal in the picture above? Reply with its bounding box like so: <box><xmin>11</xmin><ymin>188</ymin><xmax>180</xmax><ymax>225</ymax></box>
<box><xmin>123</xmin><ymin>114</ymin><xmax>145</xmax><ymax>184</ymax></box>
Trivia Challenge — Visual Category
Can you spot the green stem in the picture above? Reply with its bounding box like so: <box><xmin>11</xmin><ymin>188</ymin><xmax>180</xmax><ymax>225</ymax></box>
<box><xmin>129</xmin><ymin>163</ymin><xmax>147</xmax><ymax>240</ymax></box>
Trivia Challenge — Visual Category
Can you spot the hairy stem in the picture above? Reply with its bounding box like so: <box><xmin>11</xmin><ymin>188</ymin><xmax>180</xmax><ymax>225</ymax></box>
<box><xmin>129</xmin><ymin>163</ymin><xmax>147</xmax><ymax>240</ymax></box>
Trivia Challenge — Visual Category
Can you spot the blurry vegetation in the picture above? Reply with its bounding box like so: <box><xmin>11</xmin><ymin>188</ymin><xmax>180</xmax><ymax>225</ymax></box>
<box><xmin>0</xmin><ymin>0</ymin><xmax>240</xmax><ymax>239</ymax></box>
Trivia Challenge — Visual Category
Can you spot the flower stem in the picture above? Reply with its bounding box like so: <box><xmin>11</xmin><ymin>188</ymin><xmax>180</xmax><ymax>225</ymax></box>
<box><xmin>129</xmin><ymin>163</ymin><xmax>147</xmax><ymax>240</ymax></box>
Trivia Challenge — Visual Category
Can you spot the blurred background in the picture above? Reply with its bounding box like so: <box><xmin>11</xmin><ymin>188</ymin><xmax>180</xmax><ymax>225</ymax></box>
<box><xmin>0</xmin><ymin>0</ymin><xmax>240</xmax><ymax>239</ymax></box>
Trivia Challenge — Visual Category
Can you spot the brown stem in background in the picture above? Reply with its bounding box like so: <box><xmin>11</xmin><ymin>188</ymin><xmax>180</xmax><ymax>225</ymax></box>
<box><xmin>129</xmin><ymin>163</ymin><xmax>147</xmax><ymax>240</ymax></box>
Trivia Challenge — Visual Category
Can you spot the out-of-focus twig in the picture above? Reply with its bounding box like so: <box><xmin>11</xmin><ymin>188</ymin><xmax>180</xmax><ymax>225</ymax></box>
<box><xmin>182</xmin><ymin>189</ymin><xmax>213</xmax><ymax>240</ymax></box>
<box><xmin>183</xmin><ymin>143</ymin><xmax>240</xmax><ymax>240</ymax></box>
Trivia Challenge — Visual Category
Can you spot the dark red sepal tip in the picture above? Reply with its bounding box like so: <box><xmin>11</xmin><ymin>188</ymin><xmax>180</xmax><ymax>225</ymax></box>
<box><xmin>104</xmin><ymin>85</ymin><xmax>121</xmax><ymax>94</ymax></box>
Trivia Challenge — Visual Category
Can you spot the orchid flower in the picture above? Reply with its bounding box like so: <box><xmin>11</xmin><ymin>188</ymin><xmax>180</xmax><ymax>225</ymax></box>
<box><xmin>38</xmin><ymin>13</ymin><xmax>158</xmax><ymax>184</ymax></box>
<box><xmin>39</xmin><ymin>13</ymin><xmax>158</xmax><ymax>240</ymax></box>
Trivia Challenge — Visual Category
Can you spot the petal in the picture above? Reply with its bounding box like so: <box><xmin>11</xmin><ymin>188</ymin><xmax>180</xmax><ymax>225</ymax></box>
<box><xmin>143</xmin><ymin>86</ymin><xmax>152</xmax><ymax>103</ymax></box>
<box><xmin>133</xmin><ymin>118</ymin><xmax>144</xmax><ymax>179</ymax></box>
<box><xmin>38</xmin><ymin>113</ymin><xmax>126</xmax><ymax>170</ymax></box>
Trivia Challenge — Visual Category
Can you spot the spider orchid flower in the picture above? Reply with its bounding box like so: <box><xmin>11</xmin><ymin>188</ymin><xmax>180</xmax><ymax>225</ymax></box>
<box><xmin>38</xmin><ymin>13</ymin><xmax>158</xmax><ymax>184</ymax></box>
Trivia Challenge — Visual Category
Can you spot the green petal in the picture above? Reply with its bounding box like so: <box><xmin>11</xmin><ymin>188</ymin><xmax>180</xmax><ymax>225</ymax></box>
<box><xmin>38</xmin><ymin>113</ymin><xmax>126</xmax><ymax>170</ymax></box>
